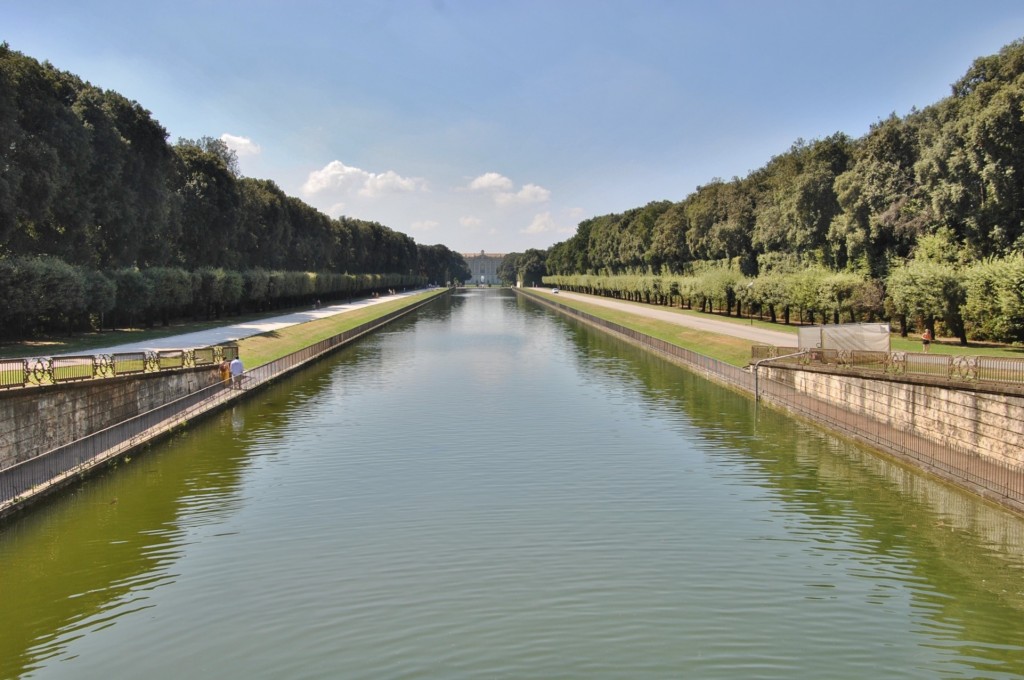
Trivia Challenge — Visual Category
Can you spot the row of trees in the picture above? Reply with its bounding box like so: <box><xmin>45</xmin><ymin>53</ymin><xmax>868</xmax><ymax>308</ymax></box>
<box><xmin>548</xmin><ymin>33</ymin><xmax>1024</xmax><ymax>280</ymax></box>
<box><xmin>531</xmin><ymin>39</ymin><xmax>1024</xmax><ymax>344</ymax></box>
<box><xmin>0</xmin><ymin>44</ymin><xmax>471</xmax><ymax>338</ymax></box>
<box><xmin>0</xmin><ymin>255</ymin><xmax>429</xmax><ymax>338</ymax></box>
<box><xmin>548</xmin><ymin>231</ymin><xmax>1024</xmax><ymax>342</ymax></box>
<box><xmin>542</xmin><ymin>231</ymin><xmax>1024</xmax><ymax>343</ymax></box>
<box><xmin>544</xmin><ymin>250</ymin><xmax>1024</xmax><ymax>345</ymax></box>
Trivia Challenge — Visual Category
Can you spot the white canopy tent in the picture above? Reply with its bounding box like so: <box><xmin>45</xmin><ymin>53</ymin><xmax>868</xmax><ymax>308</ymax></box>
<box><xmin>797</xmin><ymin>323</ymin><xmax>891</xmax><ymax>352</ymax></box>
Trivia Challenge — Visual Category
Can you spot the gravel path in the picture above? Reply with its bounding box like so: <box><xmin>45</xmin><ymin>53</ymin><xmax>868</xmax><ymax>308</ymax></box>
<box><xmin>536</xmin><ymin>288</ymin><xmax>796</xmax><ymax>347</ymax></box>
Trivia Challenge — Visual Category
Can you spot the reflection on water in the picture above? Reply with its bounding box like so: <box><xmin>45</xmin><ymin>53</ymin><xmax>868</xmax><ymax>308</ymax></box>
<box><xmin>1</xmin><ymin>289</ymin><xmax>1023</xmax><ymax>679</ymax></box>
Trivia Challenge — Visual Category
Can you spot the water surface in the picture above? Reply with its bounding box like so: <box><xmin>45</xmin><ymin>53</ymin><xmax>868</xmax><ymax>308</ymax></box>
<box><xmin>2</xmin><ymin>289</ymin><xmax>1023</xmax><ymax>678</ymax></box>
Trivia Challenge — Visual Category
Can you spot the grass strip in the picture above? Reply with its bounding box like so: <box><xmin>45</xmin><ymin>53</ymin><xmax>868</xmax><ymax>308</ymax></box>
<box><xmin>527</xmin><ymin>290</ymin><xmax>1024</xmax><ymax>367</ymax></box>
<box><xmin>0</xmin><ymin>292</ymin><xmax>444</xmax><ymax>361</ymax></box>
<box><xmin>237</xmin><ymin>290</ymin><xmax>444</xmax><ymax>368</ymax></box>
<box><xmin>528</xmin><ymin>291</ymin><xmax>756</xmax><ymax>367</ymax></box>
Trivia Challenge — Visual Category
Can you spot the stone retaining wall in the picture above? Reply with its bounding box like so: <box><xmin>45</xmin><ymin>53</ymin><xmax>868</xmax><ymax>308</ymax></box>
<box><xmin>0</xmin><ymin>367</ymin><xmax>223</xmax><ymax>469</ymax></box>
<box><xmin>516</xmin><ymin>289</ymin><xmax>1024</xmax><ymax>513</ymax></box>
<box><xmin>763</xmin><ymin>365</ymin><xmax>1024</xmax><ymax>468</ymax></box>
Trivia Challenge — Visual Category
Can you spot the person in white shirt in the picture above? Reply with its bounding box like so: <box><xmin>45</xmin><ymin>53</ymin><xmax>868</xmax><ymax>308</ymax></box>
<box><xmin>229</xmin><ymin>356</ymin><xmax>244</xmax><ymax>388</ymax></box>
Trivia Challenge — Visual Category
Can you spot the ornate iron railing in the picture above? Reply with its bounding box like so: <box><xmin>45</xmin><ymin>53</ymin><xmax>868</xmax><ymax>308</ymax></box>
<box><xmin>0</xmin><ymin>345</ymin><xmax>239</xmax><ymax>390</ymax></box>
<box><xmin>0</xmin><ymin>293</ymin><xmax>443</xmax><ymax>514</ymax></box>
<box><xmin>751</xmin><ymin>345</ymin><xmax>1024</xmax><ymax>386</ymax></box>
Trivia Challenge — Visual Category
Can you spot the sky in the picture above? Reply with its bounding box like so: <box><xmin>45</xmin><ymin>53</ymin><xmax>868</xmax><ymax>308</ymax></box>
<box><xmin>6</xmin><ymin>1</ymin><xmax>1024</xmax><ymax>255</ymax></box>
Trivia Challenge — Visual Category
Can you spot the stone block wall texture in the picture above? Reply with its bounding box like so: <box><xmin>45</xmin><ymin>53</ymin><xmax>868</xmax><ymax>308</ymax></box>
<box><xmin>764</xmin><ymin>367</ymin><xmax>1024</xmax><ymax>468</ymax></box>
<box><xmin>0</xmin><ymin>367</ymin><xmax>223</xmax><ymax>470</ymax></box>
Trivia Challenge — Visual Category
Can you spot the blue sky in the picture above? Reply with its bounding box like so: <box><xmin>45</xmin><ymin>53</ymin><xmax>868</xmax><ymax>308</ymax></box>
<box><xmin>6</xmin><ymin>1</ymin><xmax>1024</xmax><ymax>254</ymax></box>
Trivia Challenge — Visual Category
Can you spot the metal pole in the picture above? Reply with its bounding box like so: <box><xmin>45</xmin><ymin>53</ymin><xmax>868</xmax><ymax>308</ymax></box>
<box><xmin>752</xmin><ymin>349</ymin><xmax>809</xmax><ymax>403</ymax></box>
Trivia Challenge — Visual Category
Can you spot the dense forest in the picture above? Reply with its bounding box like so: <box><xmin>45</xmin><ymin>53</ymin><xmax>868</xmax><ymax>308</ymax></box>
<box><xmin>510</xmin><ymin>39</ymin><xmax>1024</xmax><ymax>345</ymax></box>
<box><xmin>0</xmin><ymin>43</ymin><xmax>469</xmax><ymax>338</ymax></box>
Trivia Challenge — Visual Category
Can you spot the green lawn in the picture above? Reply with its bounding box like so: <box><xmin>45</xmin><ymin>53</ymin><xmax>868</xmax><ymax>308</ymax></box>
<box><xmin>238</xmin><ymin>290</ymin><xmax>443</xmax><ymax>368</ymax></box>
<box><xmin>528</xmin><ymin>290</ymin><xmax>1024</xmax><ymax>366</ymax></box>
<box><xmin>527</xmin><ymin>291</ymin><xmax>757</xmax><ymax>367</ymax></box>
<box><xmin>0</xmin><ymin>291</ymin><xmax>446</xmax><ymax>388</ymax></box>
<box><xmin>0</xmin><ymin>293</ymin><xmax>445</xmax><ymax>361</ymax></box>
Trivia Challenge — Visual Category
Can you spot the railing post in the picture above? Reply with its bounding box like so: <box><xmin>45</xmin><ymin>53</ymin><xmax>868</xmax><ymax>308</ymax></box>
<box><xmin>752</xmin><ymin>350</ymin><xmax>809</xmax><ymax>403</ymax></box>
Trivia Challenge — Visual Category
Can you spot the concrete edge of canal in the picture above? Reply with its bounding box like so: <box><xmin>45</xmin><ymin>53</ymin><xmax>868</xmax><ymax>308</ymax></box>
<box><xmin>0</xmin><ymin>289</ymin><xmax>451</xmax><ymax>521</ymax></box>
<box><xmin>515</xmin><ymin>287</ymin><xmax>1024</xmax><ymax>516</ymax></box>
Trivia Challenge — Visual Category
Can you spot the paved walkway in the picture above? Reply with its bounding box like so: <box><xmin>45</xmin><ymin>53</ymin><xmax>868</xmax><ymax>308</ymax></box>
<box><xmin>60</xmin><ymin>289</ymin><xmax>431</xmax><ymax>356</ymax></box>
<box><xmin>534</xmin><ymin>289</ymin><xmax>796</xmax><ymax>347</ymax></box>
<box><xmin>56</xmin><ymin>287</ymin><xmax>793</xmax><ymax>358</ymax></box>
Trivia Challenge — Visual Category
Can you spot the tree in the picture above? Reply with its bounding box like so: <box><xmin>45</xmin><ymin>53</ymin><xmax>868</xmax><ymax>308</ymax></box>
<box><xmin>417</xmin><ymin>244</ymin><xmax>469</xmax><ymax>285</ymax></box>
<box><xmin>143</xmin><ymin>267</ymin><xmax>192</xmax><ymax>326</ymax></box>
<box><xmin>171</xmin><ymin>140</ymin><xmax>241</xmax><ymax>267</ymax></box>
<box><xmin>829</xmin><ymin>117</ymin><xmax>927</xmax><ymax>277</ymax></box>
<box><xmin>962</xmin><ymin>254</ymin><xmax>1024</xmax><ymax>342</ymax></box>
<box><xmin>112</xmin><ymin>268</ymin><xmax>152</xmax><ymax>329</ymax></box>
<box><xmin>617</xmin><ymin>201</ymin><xmax>672</xmax><ymax>270</ymax></box>
<box><xmin>684</xmin><ymin>179</ymin><xmax>728</xmax><ymax>261</ymax></box>
<box><xmin>497</xmin><ymin>253</ymin><xmax>521</xmax><ymax>285</ymax></box>
<box><xmin>886</xmin><ymin>258</ymin><xmax>965</xmax><ymax>343</ymax></box>
<box><xmin>585</xmin><ymin>213</ymin><xmax>626</xmax><ymax>272</ymax></box>
<box><xmin>816</xmin><ymin>271</ymin><xmax>865</xmax><ymax>323</ymax></box>
<box><xmin>788</xmin><ymin>266</ymin><xmax>829</xmax><ymax>325</ymax></box>
<box><xmin>517</xmin><ymin>249</ymin><xmax>548</xmax><ymax>286</ymax></box>
<box><xmin>647</xmin><ymin>201</ymin><xmax>690</xmax><ymax>271</ymax></box>
<box><xmin>918</xmin><ymin>42</ymin><xmax>1024</xmax><ymax>256</ymax></box>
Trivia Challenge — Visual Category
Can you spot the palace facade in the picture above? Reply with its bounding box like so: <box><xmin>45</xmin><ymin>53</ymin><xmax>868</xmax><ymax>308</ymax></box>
<box><xmin>462</xmin><ymin>250</ymin><xmax>505</xmax><ymax>285</ymax></box>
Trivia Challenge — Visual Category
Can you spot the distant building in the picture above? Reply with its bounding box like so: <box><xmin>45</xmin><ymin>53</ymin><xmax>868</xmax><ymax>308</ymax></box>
<box><xmin>462</xmin><ymin>250</ymin><xmax>505</xmax><ymax>285</ymax></box>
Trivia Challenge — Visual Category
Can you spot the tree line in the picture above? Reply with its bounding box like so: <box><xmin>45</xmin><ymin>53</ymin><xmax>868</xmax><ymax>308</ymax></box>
<box><xmin>513</xmin><ymin>38</ymin><xmax>1024</xmax><ymax>344</ymax></box>
<box><xmin>0</xmin><ymin>256</ymin><xmax>430</xmax><ymax>338</ymax></box>
<box><xmin>0</xmin><ymin>43</ymin><xmax>470</xmax><ymax>339</ymax></box>
<box><xmin>543</xmin><ymin>232</ymin><xmax>1024</xmax><ymax>344</ymax></box>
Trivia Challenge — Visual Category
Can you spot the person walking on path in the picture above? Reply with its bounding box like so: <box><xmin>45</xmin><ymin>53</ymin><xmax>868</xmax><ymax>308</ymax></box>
<box><xmin>921</xmin><ymin>328</ymin><xmax>933</xmax><ymax>353</ymax></box>
<box><xmin>219</xmin><ymin>358</ymin><xmax>231</xmax><ymax>385</ymax></box>
<box><xmin>230</xmin><ymin>355</ymin><xmax>245</xmax><ymax>389</ymax></box>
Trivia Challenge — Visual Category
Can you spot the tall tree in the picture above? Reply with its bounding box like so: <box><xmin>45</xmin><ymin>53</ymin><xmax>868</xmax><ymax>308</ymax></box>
<box><xmin>829</xmin><ymin>116</ymin><xmax>926</xmax><ymax>277</ymax></box>
<box><xmin>171</xmin><ymin>139</ymin><xmax>242</xmax><ymax>268</ymax></box>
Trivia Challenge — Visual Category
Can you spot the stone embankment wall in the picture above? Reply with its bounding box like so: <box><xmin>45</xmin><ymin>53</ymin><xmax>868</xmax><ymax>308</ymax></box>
<box><xmin>515</xmin><ymin>288</ymin><xmax>1024</xmax><ymax>513</ymax></box>
<box><xmin>1</xmin><ymin>290</ymin><xmax>451</xmax><ymax>518</ymax></box>
<box><xmin>0</xmin><ymin>367</ymin><xmax>222</xmax><ymax>470</ymax></box>
<box><xmin>763</xmin><ymin>365</ymin><xmax>1024</xmax><ymax>468</ymax></box>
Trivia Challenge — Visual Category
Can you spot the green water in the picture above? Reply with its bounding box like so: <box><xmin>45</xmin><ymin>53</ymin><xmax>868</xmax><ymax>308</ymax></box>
<box><xmin>2</xmin><ymin>289</ymin><xmax>1023</xmax><ymax>679</ymax></box>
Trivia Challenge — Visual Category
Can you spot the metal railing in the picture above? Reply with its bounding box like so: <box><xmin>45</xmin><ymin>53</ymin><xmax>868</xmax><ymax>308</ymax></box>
<box><xmin>0</xmin><ymin>346</ymin><xmax>239</xmax><ymax>390</ymax></box>
<box><xmin>753</xmin><ymin>365</ymin><xmax>1024</xmax><ymax>512</ymax></box>
<box><xmin>0</xmin><ymin>294</ymin><xmax>441</xmax><ymax>514</ymax></box>
<box><xmin>519</xmin><ymin>289</ymin><xmax>1024</xmax><ymax>514</ymax></box>
<box><xmin>751</xmin><ymin>345</ymin><xmax>1024</xmax><ymax>386</ymax></box>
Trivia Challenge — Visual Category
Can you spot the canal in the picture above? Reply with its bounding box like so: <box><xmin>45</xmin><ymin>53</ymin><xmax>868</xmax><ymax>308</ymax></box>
<box><xmin>2</xmin><ymin>288</ymin><xmax>1023</xmax><ymax>679</ymax></box>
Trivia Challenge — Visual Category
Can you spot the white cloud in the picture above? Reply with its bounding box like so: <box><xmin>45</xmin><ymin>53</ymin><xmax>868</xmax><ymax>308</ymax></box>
<box><xmin>362</xmin><ymin>170</ymin><xmax>426</xmax><ymax>197</ymax></box>
<box><xmin>303</xmin><ymin>161</ymin><xmax>367</xmax><ymax>194</ymax></box>
<box><xmin>411</xmin><ymin>219</ymin><xmax>439</xmax><ymax>231</ymax></box>
<box><xmin>466</xmin><ymin>172</ymin><xmax>551</xmax><ymax>207</ymax></box>
<box><xmin>496</xmin><ymin>183</ymin><xmax>551</xmax><ymax>206</ymax></box>
<box><xmin>522</xmin><ymin>211</ymin><xmax>557</xmax><ymax>234</ymax></box>
<box><xmin>302</xmin><ymin>160</ymin><xmax>425</xmax><ymax>198</ymax></box>
<box><xmin>468</xmin><ymin>172</ymin><xmax>513</xmax><ymax>192</ymax></box>
<box><xmin>460</xmin><ymin>216</ymin><xmax>482</xmax><ymax>228</ymax></box>
<box><xmin>220</xmin><ymin>133</ymin><xmax>261</xmax><ymax>156</ymax></box>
